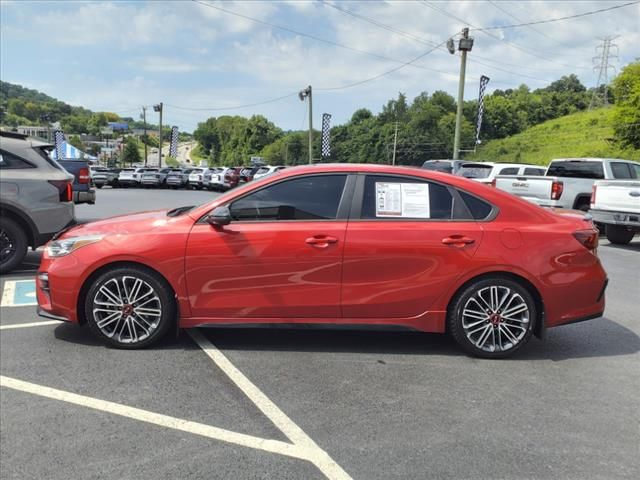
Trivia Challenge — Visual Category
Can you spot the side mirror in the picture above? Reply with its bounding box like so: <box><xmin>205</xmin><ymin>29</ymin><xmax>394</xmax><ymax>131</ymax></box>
<box><xmin>207</xmin><ymin>206</ymin><xmax>232</xmax><ymax>227</ymax></box>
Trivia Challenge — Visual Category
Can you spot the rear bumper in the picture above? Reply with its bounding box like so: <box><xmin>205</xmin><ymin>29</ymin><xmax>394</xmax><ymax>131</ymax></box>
<box><xmin>74</xmin><ymin>190</ymin><xmax>96</xmax><ymax>204</ymax></box>
<box><xmin>37</xmin><ymin>306</ymin><xmax>70</xmax><ymax>323</ymax></box>
<box><xmin>590</xmin><ymin>209</ymin><xmax>640</xmax><ymax>228</ymax></box>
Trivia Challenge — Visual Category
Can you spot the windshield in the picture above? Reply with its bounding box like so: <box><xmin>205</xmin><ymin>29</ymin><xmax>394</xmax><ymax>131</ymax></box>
<box><xmin>422</xmin><ymin>162</ymin><xmax>453</xmax><ymax>173</ymax></box>
<box><xmin>458</xmin><ymin>164</ymin><xmax>493</xmax><ymax>179</ymax></box>
<box><xmin>546</xmin><ymin>161</ymin><xmax>605</xmax><ymax>179</ymax></box>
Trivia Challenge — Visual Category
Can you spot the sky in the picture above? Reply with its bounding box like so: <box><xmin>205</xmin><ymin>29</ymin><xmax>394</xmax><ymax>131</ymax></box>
<box><xmin>1</xmin><ymin>0</ymin><xmax>639</xmax><ymax>133</ymax></box>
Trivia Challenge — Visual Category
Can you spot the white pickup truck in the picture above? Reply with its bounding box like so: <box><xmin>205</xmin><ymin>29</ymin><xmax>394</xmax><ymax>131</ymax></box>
<box><xmin>590</xmin><ymin>180</ymin><xmax>640</xmax><ymax>245</ymax></box>
<box><xmin>494</xmin><ymin>158</ymin><xmax>640</xmax><ymax>211</ymax></box>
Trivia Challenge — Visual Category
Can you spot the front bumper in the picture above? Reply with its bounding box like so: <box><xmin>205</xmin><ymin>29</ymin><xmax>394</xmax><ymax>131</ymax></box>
<box><xmin>590</xmin><ymin>209</ymin><xmax>640</xmax><ymax>228</ymax></box>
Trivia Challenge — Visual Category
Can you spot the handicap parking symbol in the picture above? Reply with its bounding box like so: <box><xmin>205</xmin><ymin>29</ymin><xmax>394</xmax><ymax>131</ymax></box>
<box><xmin>1</xmin><ymin>280</ymin><xmax>37</xmax><ymax>307</ymax></box>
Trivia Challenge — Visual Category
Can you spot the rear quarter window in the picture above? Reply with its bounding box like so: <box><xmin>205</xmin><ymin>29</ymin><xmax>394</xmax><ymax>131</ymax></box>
<box><xmin>0</xmin><ymin>150</ymin><xmax>35</xmax><ymax>169</ymax></box>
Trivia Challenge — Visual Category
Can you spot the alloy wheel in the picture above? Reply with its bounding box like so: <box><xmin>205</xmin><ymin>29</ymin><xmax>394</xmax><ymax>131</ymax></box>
<box><xmin>0</xmin><ymin>228</ymin><xmax>16</xmax><ymax>265</ymax></box>
<box><xmin>92</xmin><ymin>275</ymin><xmax>162</xmax><ymax>344</ymax></box>
<box><xmin>461</xmin><ymin>285</ymin><xmax>530</xmax><ymax>353</ymax></box>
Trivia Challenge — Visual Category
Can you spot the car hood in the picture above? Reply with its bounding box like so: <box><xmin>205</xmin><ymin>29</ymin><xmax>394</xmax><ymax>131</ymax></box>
<box><xmin>61</xmin><ymin>210</ymin><xmax>175</xmax><ymax>238</ymax></box>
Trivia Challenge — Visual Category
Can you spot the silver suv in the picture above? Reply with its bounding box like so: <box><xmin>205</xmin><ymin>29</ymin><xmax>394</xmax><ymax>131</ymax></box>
<box><xmin>0</xmin><ymin>132</ymin><xmax>75</xmax><ymax>273</ymax></box>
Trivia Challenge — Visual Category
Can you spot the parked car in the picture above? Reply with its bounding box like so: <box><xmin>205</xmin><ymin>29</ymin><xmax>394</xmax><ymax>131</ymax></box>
<box><xmin>188</xmin><ymin>168</ymin><xmax>207</xmax><ymax>189</ymax></box>
<box><xmin>205</xmin><ymin>167</ymin><xmax>241</xmax><ymax>191</ymax></box>
<box><xmin>0</xmin><ymin>131</ymin><xmax>75</xmax><ymax>273</ymax></box>
<box><xmin>493</xmin><ymin>158</ymin><xmax>640</xmax><ymax>211</ymax></box>
<box><xmin>253</xmin><ymin>165</ymin><xmax>286</xmax><ymax>181</ymax></box>
<box><xmin>457</xmin><ymin>162</ymin><xmax>545</xmax><ymax>185</ymax></box>
<box><xmin>92</xmin><ymin>168</ymin><xmax>120</xmax><ymax>189</ymax></box>
<box><xmin>166</xmin><ymin>168</ymin><xmax>193</xmax><ymax>189</ymax></box>
<box><xmin>57</xmin><ymin>159</ymin><xmax>96</xmax><ymax>204</ymax></box>
<box><xmin>590</xmin><ymin>179</ymin><xmax>640</xmax><ymax>245</ymax></box>
<box><xmin>37</xmin><ymin>164</ymin><xmax>606</xmax><ymax>358</ymax></box>
<box><xmin>140</xmin><ymin>168</ymin><xmax>179</xmax><ymax>188</ymax></box>
<box><xmin>239</xmin><ymin>166</ymin><xmax>262</xmax><ymax>183</ymax></box>
<box><xmin>203</xmin><ymin>167</ymin><xmax>225</xmax><ymax>191</ymax></box>
<box><xmin>118</xmin><ymin>167</ymin><xmax>157</xmax><ymax>187</ymax></box>
<box><xmin>422</xmin><ymin>159</ymin><xmax>465</xmax><ymax>174</ymax></box>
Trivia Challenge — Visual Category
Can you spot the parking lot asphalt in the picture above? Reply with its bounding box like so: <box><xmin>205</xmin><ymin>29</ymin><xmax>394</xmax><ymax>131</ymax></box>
<box><xmin>1</xmin><ymin>188</ymin><xmax>639</xmax><ymax>480</ymax></box>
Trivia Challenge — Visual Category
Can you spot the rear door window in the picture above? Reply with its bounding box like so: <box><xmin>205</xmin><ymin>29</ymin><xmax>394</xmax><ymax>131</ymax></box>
<box><xmin>611</xmin><ymin>162</ymin><xmax>633</xmax><ymax>179</ymax></box>
<box><xmin>360</xmin><ymin>175</ymin><xmax>453</xmax><ymax>220</ymax></box>
<box><xmin>546</xmin><ymin>161</ymin><xmax>604</xmax><ymax>179</ymax></box>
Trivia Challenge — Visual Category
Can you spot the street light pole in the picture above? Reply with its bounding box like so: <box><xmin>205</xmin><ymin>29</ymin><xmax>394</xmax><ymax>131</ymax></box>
<box><xmin>299</xmin><ymin>85</ymin><xmax>313</xmax><ymax>164</ymax></box>
<box><xmin>452</xmin><ymin>28</ymin><xmax>474</xmax><ymax>160</ymax></box>
<box><xmin>141</xmin><ymin>106</ymin><xmax>148</xmax><ymax>166</ymax></box>
<box><xmin>154</xmin><ymin>103</ymin><xmax>163</xmax><ymax>168</ymax></box>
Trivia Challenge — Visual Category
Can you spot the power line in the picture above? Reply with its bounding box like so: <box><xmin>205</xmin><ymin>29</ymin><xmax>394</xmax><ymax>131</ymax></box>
<box><xmin>422</xmin><ymin>1</ymin><xmax>592</xmax><ymax>71</ymax></box>
<box><xmin>193</xmin><ymin>0</ymin><xmax>455</xmax><ymax>77</ymax></box>
<box><xmin>474</xmin><ymin>1</ymin><xmax>639</xmax><ymax>31</ymax></box>
<box><xmin>164</xmin><ymin>92</ymin><xmax>299</xmax><ymax>112</ymax></box>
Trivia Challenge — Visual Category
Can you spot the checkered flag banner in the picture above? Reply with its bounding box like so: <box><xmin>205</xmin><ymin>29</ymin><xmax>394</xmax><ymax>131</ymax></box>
<box><xmin>475</xmin><ymin>75</ymin><xmax>490</xmax><ymax>145</ymax></box>
<box><xmin>169</xmin><ymin>126</ymin><xmax>179</xmax><ymax>157</ymax></box>
<box><xmin>53</xmin><ymin>130</ymin><xmax>65</xmax><ymax>160</ymax></box>
<box><xmin>321</xmin><ymin>113</ymin><xmax>332</xmax><ymax>158</ymax></box>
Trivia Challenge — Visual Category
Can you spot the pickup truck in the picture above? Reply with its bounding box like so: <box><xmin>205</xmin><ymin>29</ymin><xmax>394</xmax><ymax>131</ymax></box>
<box><xmin>494</xmin><ymin>158</ymin><xmax>640</xmax><ymax>211</ymax></box>
<box><xmin>58</xmin><ymin>159</ymin><xmax>96</xmax><ymax>204</ymax></box>
<box><xmin>590</xmin><ymin>180</ymin><xmax>640</xmax><ymax>245</ymax></box>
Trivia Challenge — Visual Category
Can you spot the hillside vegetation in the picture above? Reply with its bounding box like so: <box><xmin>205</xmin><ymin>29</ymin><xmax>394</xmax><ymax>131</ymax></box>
<box><xmin>467</xmin><ymin>108</ymin><xmax>639</xmax><ymax>165</ymax></box>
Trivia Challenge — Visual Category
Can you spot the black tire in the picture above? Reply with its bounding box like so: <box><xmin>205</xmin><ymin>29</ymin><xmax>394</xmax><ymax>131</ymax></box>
<box><xmin>447</xmin><ymin>276</ymin><xmax>536</xmax><ymax>359</ymax></box>
<box><xmin>605</xmin><ymin>225</ymin><xmax>635</xmax><ymax>245</ymax></box>
<box><xmin>96</xmin><ymin>185</ymin><xmax>103</xmax><ymax>189</ymax></box>
<box><xmin>0</xmin><ymin>217</ymin><xmax>28</xmax><ymax>274</ymax></box>
<box><xmin>84</xmin><ymin>266</ymin><xmax>175</xmax><ymax>349</ymax></box>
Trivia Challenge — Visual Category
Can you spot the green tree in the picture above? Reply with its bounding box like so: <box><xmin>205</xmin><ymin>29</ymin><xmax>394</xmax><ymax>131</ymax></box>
<box><xmin>122</xmin><ymin>138</ymin><xmax>141</xmax><ymax>166</ymax></box>
<box><xmin>612</xmin><ymin>61</ymin><xmax>640</xmax><ymax>149</ymax></box>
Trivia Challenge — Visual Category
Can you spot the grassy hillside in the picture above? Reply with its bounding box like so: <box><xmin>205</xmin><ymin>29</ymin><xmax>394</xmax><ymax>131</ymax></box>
<box><xmin>467</xmin><ymin>108</ymin><xmax>639</xmax><ymax>165</ymax></box>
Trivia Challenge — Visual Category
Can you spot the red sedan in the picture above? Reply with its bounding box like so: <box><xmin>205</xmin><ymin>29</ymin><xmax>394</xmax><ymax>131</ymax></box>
<box><xmin>37</xmin><ymin>164</ymin><xmax>607</xmax><ymax>358</ymax></box>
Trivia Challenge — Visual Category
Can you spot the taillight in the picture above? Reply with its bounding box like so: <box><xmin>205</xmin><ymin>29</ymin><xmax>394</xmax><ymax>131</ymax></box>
<box><xmin>48</xmin><ymin>180</ymin><xmax>73</xmax><ymax>202</ymax></box>
<box><xmin>573</xmin><ymin>229</ymin><xmax>599</xmax><ymax>252</ymax></box>
<box><xmin>551</xmin><ymin>181</ymin><xmax>564</xmax><ymax>200</ymax></box>
<box><xmin>591</xmin><ymin>184</ymin><xmax>597</xmax><ymax>207</ymax></box>
<box><xmin>78</xmin><ymin>167</ymin><xmax>90</xmax><ymax>184</ymax></box>
<box><xmin>490</xmin><ymin>179</ymin><xmax>497</xmax><ymax>188</ymax></box>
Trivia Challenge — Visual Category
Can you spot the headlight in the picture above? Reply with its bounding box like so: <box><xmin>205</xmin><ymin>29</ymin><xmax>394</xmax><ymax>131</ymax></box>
<box><xmin>46</xmin><ymin>235</ymin><xmax>104</xmax><ymax>257</ymax></box>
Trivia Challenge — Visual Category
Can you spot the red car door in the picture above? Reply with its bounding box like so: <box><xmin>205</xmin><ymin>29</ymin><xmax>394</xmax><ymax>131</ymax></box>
<box><xmin>184</xmin><ymin>174</ymin><xmax>351</xmax><ymax>320</ymax></box>
<box><xmin>341</xmin><ymin>174</ymin><xmax>484</xmax><ymax>320</ymax></box>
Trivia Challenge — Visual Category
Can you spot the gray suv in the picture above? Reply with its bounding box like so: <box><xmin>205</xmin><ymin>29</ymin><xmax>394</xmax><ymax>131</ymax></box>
<box><xmin>0</xmin><ymin>132</ymin><xmax>75</xmax><ymax>273</ymax></box>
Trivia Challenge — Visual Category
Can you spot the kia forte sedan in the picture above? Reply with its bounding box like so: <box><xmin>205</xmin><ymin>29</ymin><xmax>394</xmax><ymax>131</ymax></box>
<box><xmin>36</xmin><ymin>164</ymin><xmax>607</xmax><ymax>358</ymax></box>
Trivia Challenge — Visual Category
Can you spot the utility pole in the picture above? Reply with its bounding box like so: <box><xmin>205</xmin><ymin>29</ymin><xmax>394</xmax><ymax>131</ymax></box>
<box><xmin>392</xmin><ymin>121</ymin><xmax>398</xmax><ymax>166</ymax></box>
<box><xmin>451</xmin><ymin>28</ymin><xmax>474</xmax><ymax>160</ymax></box>
<box><xmin>154</xmin><ymin>103</ymin><xmax>163</xmax><ymax>167</ymax></box>
<box><xmin>298</xmin><ymin>85</ymin><xmax>313</xmax><ymax>164</ymax></box>
<box><xmin>589</xmin><ymin>36</ymin><xmax>619</xmax><ymax>110</ymax></box>
<box><xmin>141</xmin><ymin>106</ymin><xmax>148</xmax><ymax>166</ymax></box>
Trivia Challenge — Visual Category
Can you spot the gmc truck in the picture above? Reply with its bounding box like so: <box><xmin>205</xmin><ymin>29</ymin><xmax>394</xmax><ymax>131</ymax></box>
<box><xmin>590</xmin><ymin>180</ymin><xmax>640</xmax><ymax>245</ymax></box>
<box><xmin>494</xmin><ymin>158</ymin><xmax>640</xmax><ymax>211</ymax></box>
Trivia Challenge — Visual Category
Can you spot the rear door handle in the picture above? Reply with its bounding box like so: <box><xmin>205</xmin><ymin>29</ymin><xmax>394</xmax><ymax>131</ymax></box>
<box><xmin>442</xmin><ymin>235</ymin><xmax>475</xmax><ymax>246</ymax></box>
<box><xmin>306</xmin><ymin>235</ymin><xmax>338</xmax><ymax>248</ymax></box>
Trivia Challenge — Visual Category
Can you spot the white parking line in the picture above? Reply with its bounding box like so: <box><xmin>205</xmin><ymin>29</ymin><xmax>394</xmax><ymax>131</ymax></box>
<box><xmin>0</xmin><ymin>320</ymin><xmax>62</xmax><ymax>330</ymax></box>
<box><xmin>0</xmin><ymin>375</ymin><xmax>307</xmax><ymax>461</ymax></box>
<box><xmin>189</xmin><ymin>330</ymin><xmax>352</xmax><ymax>480</ymax></box>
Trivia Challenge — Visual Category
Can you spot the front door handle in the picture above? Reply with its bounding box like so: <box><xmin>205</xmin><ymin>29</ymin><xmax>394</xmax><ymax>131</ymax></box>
<box><xmin>306</xmin><ymin>235</ymin><xmax>338</xmax><ymax>248</ymax></box>
<box><xmin>442</xmin><ymin>235</ymin><xmax>475</xmax><ymax>246</ymax></box>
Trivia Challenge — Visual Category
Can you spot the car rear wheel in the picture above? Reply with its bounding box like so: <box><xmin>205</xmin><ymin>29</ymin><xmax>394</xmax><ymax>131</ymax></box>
<box><xmin>0</xmin><ymin>217</ymin><xmax>28</xmax><ymax>274</ymax></box>
<box><xmin>448</xmin><ymin>277</ymin><xmax>536</xmax><ymax>359</ymax></box>
<box><xmin>85</xmin><ymin>266</ymin><xmax>175</xmax><ymax>349</ymax></box>
<box><xmin>605</xmin><ymin>225</ymin><xmax>635</xmax><ymax>245</ymax></box>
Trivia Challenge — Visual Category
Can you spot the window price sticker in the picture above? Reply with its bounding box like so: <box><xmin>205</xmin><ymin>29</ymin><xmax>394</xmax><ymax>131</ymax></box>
<box><xmin>375</xmin><ymin>182</ymin><xmax>430</xmax><ymax>218</ymax></box>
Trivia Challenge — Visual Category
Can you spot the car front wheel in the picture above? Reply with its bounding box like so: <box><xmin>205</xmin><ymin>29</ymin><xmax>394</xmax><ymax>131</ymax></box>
<box><xmin>85</xmin><ymin>266</ymin><xmax>175</xmax><ymax>349</ymax></box>
<box><xmin>448</xmin><ymin>277</ymin><xmax>536</xmax><ymax>359</ymax></box>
